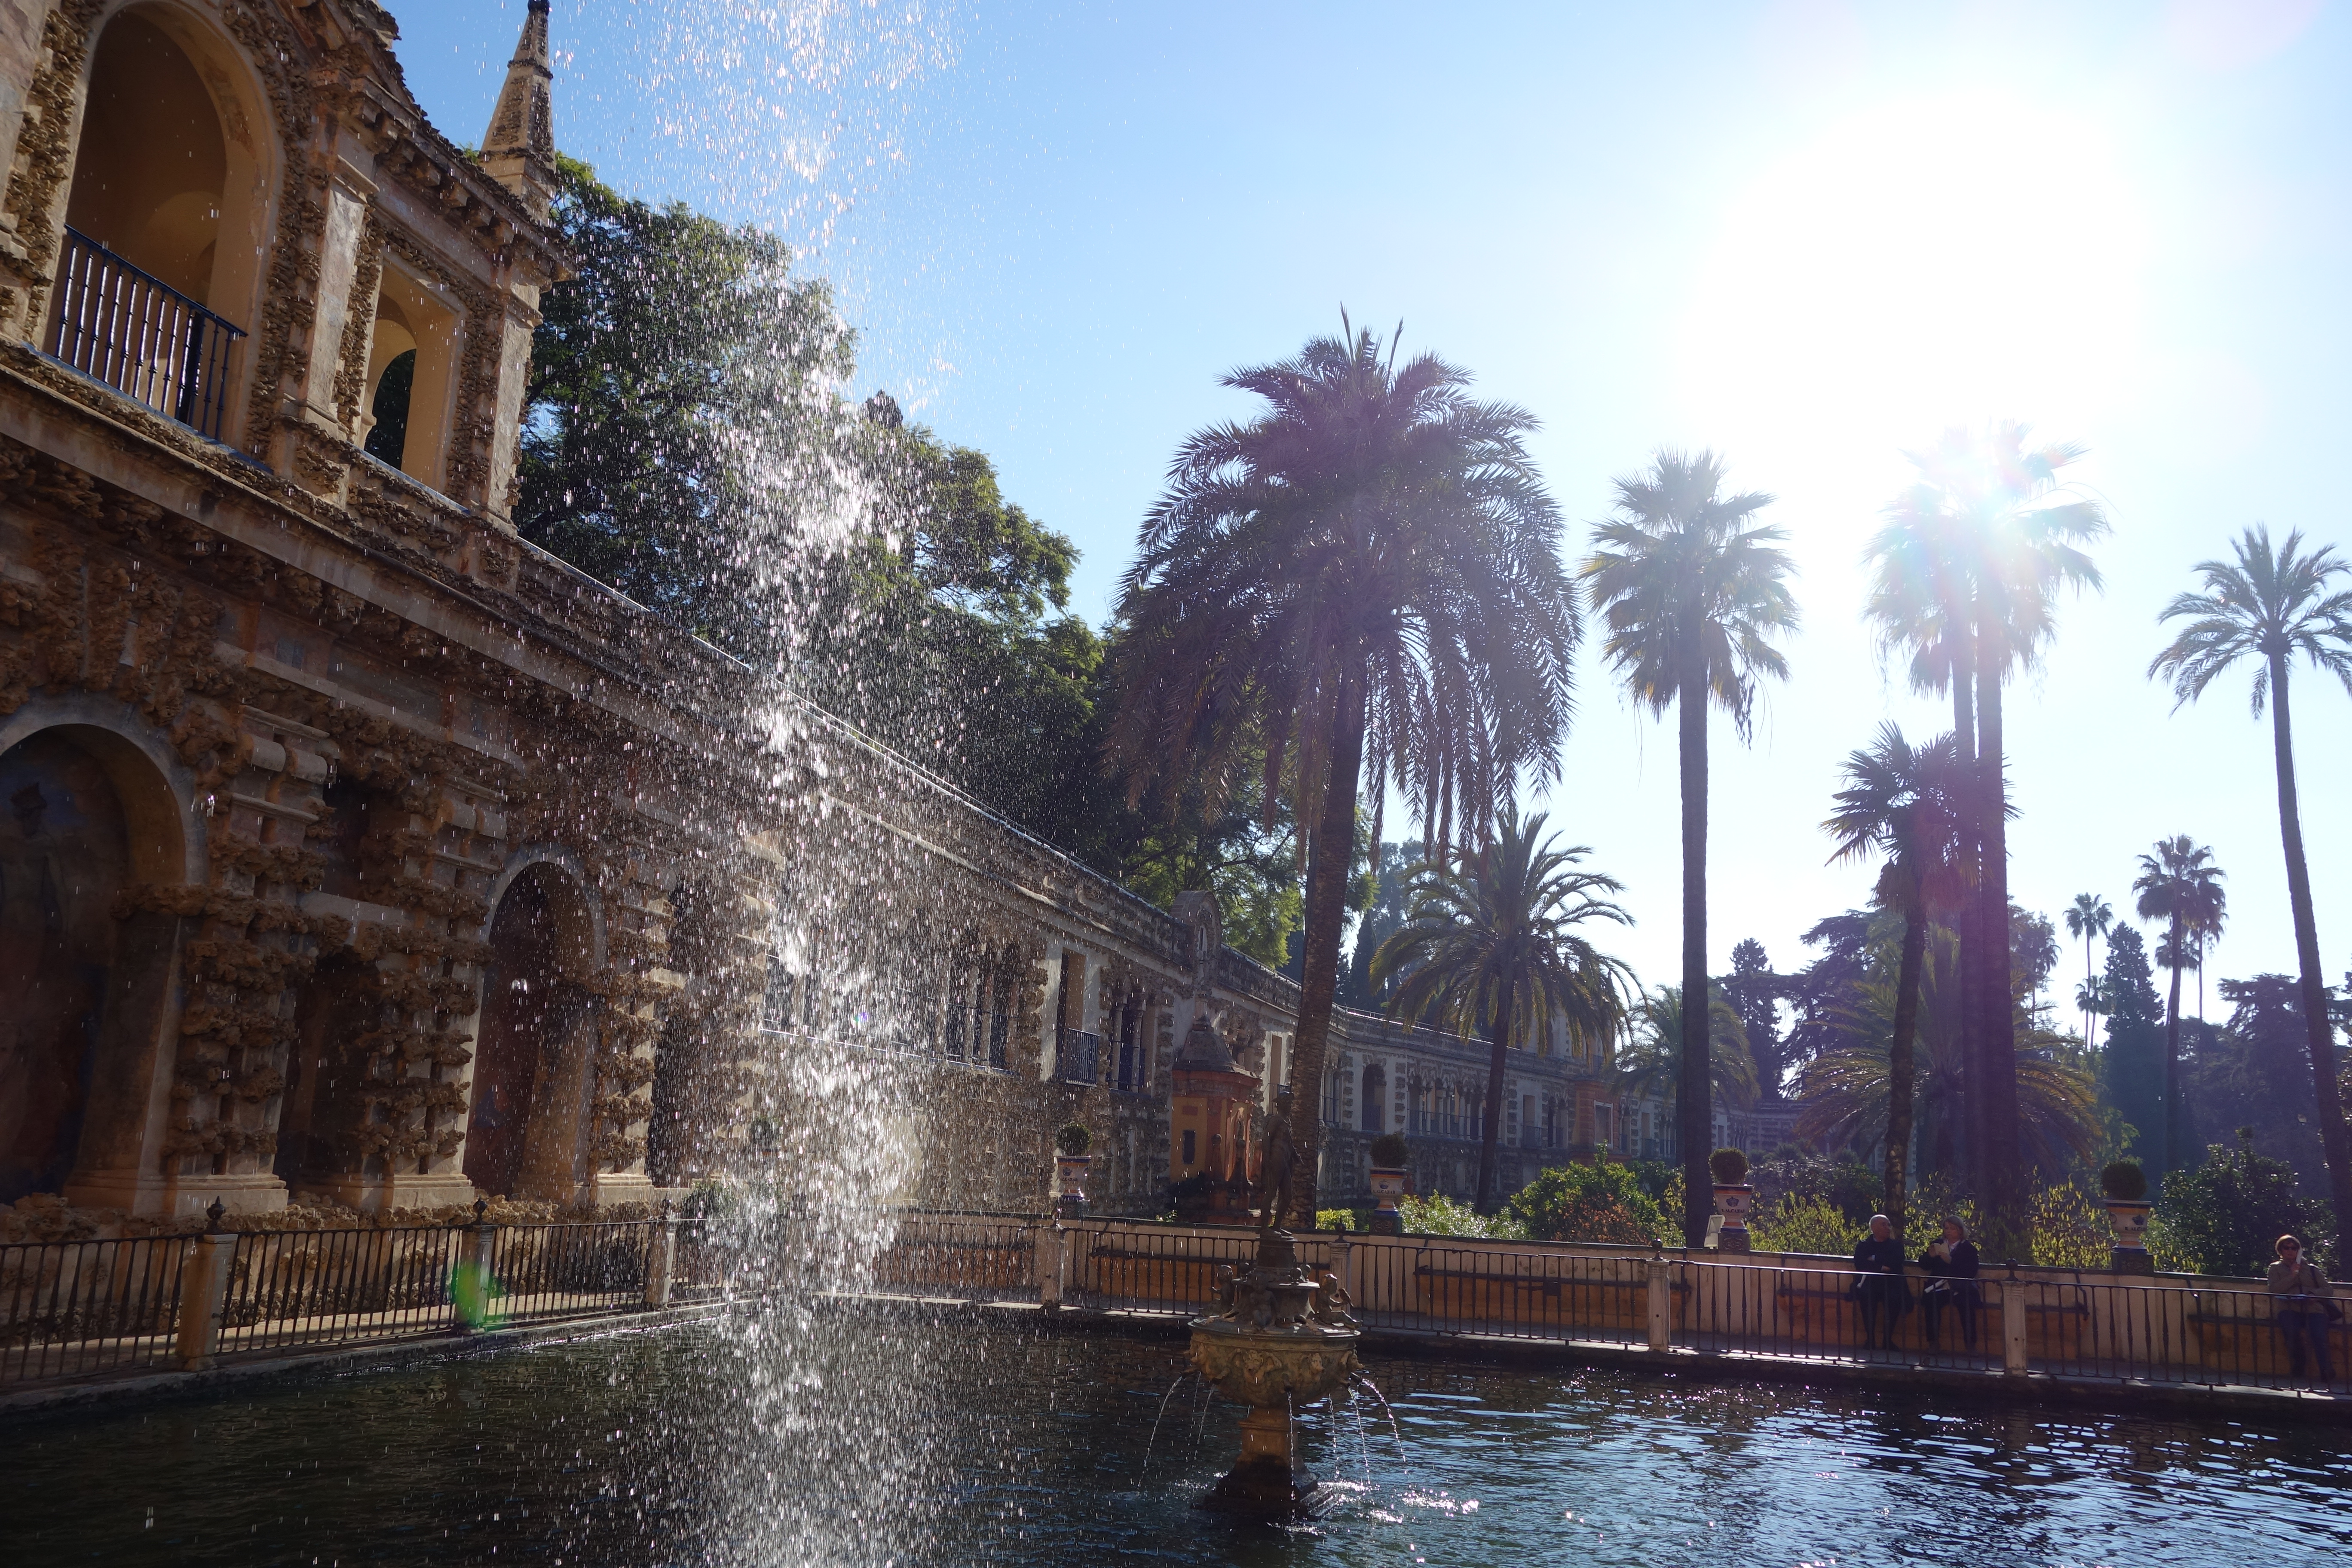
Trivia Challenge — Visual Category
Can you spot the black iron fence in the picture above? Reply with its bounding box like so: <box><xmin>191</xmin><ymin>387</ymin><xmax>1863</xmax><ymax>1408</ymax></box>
<box><xmin>46</xmin><ymin>227</ymin><xmax>245</xmax><ymax>440</ymax></box>
<box><xmin>0</xmin><ymin>1234</ymin><xmax>187</xmax><ymax>1384</ymax></box>
<box><xmin>1348</xmin><ymin>1238</ymin><xmax>1655</xmax><ymax>1347</ymax></box>
<box><xmin>214</xmin><ymin>1225</ymin><xmax>467</xmax><ymax>1357</ymax></box>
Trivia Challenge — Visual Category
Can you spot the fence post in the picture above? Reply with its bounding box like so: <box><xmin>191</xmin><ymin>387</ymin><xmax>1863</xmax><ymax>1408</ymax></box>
<box><xmin>644</xmin><ymin>1204</ymin><xmax>677</xmax><ymax>1309</ymax></box>
<box><xmin>2002</xmin><ymin>1264</ymin><xmax>2030</xmax><ymax>1375</ymax></box>
<box><xmin>175</xmin><ymin>1199</ymin><xmax>235</xmax><ymax>1371</ymax></box>
<box><xmin>1035</xmin><ymin>1221</ymin><xmax>1064</xmax><ymax>1311</ymax></box>
<box><xmin>1646</xmin><ymin>1254</ymin><xmax>1673</xmax><ymax>1353</ymax></box>
<box><xmin>1330</xmin><ymin>1230</ymin><xmax>1354</xmax><ymax>1302</ymax></box>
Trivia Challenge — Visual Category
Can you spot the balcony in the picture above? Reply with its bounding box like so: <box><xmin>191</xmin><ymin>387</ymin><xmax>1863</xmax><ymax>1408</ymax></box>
<box><xmin>1056</xmin><ymin>1028</ymin><xmax>1101</xmax><ymax>1087</ymax></box>
<box><xmin>47</xmin><ymin>227</ymin><xmax>245</xmax><ymax>441</ymax></box>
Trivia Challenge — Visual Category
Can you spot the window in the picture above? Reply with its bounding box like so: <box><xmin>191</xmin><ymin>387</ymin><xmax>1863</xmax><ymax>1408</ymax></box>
<box><xmin>53</xmin><ymin>8</ymin><xmax>269</xmax><ymax>441</ymax></box>
<box><xmin>361</xmin><ymin>265</ymin><xmax>460</xmax><ymax>490</ymax></box>
<box><xmin>1360</xmin><ymin>1064</ymin><xmax>1386</xmax><ymax>1133</ymax></box>
<box><xmin>1115</xmin><ymin>998</ymin><xmax>1142</xmax><ymax>1090</ymax></box>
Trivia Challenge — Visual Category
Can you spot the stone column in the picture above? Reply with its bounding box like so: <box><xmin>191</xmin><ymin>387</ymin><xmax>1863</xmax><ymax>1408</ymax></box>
<box><xmin>280</xmin><ymin>157</ymin><xmax>380</xmax><ymax>497</ymax></box>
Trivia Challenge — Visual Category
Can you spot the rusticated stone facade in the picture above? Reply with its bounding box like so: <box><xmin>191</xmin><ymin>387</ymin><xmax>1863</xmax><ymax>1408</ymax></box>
<box><xmin>0</xmin><ymin>0</ymin><xmax>1606</xmax><ymax>1224</ymax></box>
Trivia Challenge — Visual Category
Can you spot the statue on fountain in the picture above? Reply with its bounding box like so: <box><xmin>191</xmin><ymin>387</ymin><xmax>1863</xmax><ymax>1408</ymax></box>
<box><xmin>1253</xmin><ymin>1087</ymin><xmax>1298</xmax><ymax>1233</ymax></box>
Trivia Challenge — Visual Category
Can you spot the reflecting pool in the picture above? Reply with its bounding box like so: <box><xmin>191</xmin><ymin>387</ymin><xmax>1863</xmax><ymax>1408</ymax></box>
<box><xmin>9</xmin><ymin>1315</ymin><xmax>2338</xmax><ymax>1565</ymax></box>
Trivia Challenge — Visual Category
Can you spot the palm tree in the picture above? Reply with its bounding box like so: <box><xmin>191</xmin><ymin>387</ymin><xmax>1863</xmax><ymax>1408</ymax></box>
<box><xmin>1822</xmin><ymin>723</ymin><xmax>1966</xmax><ymax>1237</ymax></box>
<box><xmin>1862</xmin><ymin>423</ymin><xmax>2104</xmax><ymax>1228</ymax></box>
<box><xmin>2150</xmin><ymin>524</ymin><xmax>2352</xmax><ymax>1225</ymax></box>
<box><xmin>1582</xmin><ymin>450</ymin><xmax>1798</xmax><ymax>1244</ymax></box>
<box><xmin>1108</xmin><ymin>321</ymin><xmax>1580</xmax><ymax>1222</ymax></box>
<box><xmin>1613</xmin><ymin>984</ymin><xmax>1760</xmax><ymax>1149</ymax></box>
<box><xmin>1798</xmin><ymin>925</ymin><xmax>2100</xmax><ymax>1179</ymax></box>
<box><xmin>2064</xmin><ymin>894</ymin><xmax>2113</xmax><ymax>1047</ymax></box>
<box><xmin>2132</xmin><ymin>837</ymin><xmax>2227</xmax><ymax>1173</ymax></box>
<box><xmin>1371</xmin><ymin>808</ymin><xmax>1634</xmax><ymax>1212</ymax></box>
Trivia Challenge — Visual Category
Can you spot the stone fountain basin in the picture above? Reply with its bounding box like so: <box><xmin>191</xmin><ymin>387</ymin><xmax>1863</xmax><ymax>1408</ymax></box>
<box><xmin>1187</xmin><ymin>1316</ymin><xmax>1361</xmax><ymax>1410</ymax></box>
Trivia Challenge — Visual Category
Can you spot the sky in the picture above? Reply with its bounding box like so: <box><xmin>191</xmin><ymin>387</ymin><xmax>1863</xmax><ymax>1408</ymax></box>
<box><xmin>394</xmin><ymin>0</ymin><xmax>2352</xmax><ymax>1011</ymax></box>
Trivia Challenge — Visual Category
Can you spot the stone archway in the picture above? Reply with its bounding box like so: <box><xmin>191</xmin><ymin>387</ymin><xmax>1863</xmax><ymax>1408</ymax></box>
<box><xmin>0</xmin><ymin>709</ymin><xmax>199</xmax><ymax>1211</ymax></box>
<box><xmin>463</xmin><ymin>856</ymin><xmax>602</xmax><ymax>1203</ymax></box>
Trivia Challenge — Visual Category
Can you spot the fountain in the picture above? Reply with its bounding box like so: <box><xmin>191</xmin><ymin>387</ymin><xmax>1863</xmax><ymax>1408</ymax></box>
<box><xmin>1184</xmin><ymin>1090</ymin><xmax>1363</xmax><ymax>1517</ymax></box>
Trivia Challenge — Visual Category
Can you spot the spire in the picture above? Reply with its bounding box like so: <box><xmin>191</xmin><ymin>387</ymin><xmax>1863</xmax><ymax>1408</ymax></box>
<box><xmin>481</xmin><ymin>0</ymin><xmax>556</xmax><ymax>221</ymax></box>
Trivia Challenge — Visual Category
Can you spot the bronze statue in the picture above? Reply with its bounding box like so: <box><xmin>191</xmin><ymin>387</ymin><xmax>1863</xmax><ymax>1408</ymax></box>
<box><xmin>1254</xmin><ymin>1088</ymin><xmax>1298</xmax><ymax>1232</ymax></box>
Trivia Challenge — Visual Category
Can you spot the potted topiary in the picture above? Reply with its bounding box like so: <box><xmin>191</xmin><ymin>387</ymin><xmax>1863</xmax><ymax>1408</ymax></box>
<box><xmin>1054</xmin><ymin>1124</ymin><xmax>1093</xmax><ymax>1218</ymax></box>
<box><xmin>1367</xmin><ymin>1133</ymin><xmax>1411</xmax><ymax>1236</ymax></box>
<box><xmin>2100</xmin><ymin>1159</ymin><xmax>2152</xmax><ymax>1273</ymax></box>
<box><xmin>1710</xmin><ymin>1147</ymin><xmax>1754</xmax><ymax>1254</ymax></box>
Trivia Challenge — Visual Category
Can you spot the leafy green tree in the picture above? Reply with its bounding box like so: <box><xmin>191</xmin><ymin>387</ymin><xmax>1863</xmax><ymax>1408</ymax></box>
<box><xmin>2064</xmin><ymin>894</ymin><xmax>2114</xmax><ymax>1047</ymax></box>
<box><xmin>518</xmin><ymin>155</ymin><xmax>854</xmax><ymax>654</ymax></box>
<box><xmin>1582</xmin><ymin>449</ymin><xmax>1798</xmax><ymax>1244</ymax></box>
<box><xmin>1722</xmin><ymin>938</ymin><xmax>1786</xmax><ymax>1100</ymax></box>
<box><xmin>2101</xmin><ymin>925</ymin><xmax>2168</xmax><ymax>1171</ymax></box>
<box><xmin>1108</xmin><ymin>322</ymin><xmax>1581</xmax><ymax>1220</ymax></box>
<box><xmin>1822</xmin><ymin>723</ymin><xmax>1966</xmax><ymax>1234</ymax></box>
<box><xmin>2132</xmin><ymin>836</ymin><xmax>2228</xmax><ymax>1174</ymax></box>
<box><xmin>1342</xmin><ymin>842</ymin><xmax>1424</xmax><ymax>1008</ymax></box>
<box><xmin>2192</xmin><ymin>975</ymin><xmax>2335</xmax><ymax>1194</ymax></box>
<box><xmin>2152</xmin><ymin>1129</ymin><xmax>2335</xmax><ymax>1277</ymax></box>
<box><xmin>1372</xmin><ymin>808</ymin><xmax>1634</xmax><ymax>1213</ymax></box>
<box><xmin>1507</xmin><ymin>1160</ymin><xmax>1670</xmax><ymax>1246</ymax></box>
<box><xmin>1864</xmin><ymin>424</ymin><xmax>2105</xmax><ymax>1224</ymax></box>
<box><xmin>2150</xmin><ymin>524</ymin><xmax>2352</xmax><ymax>1232</ymax></box>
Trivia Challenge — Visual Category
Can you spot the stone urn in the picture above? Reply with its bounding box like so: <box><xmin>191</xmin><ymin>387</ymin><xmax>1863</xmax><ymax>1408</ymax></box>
<box><xmin>1714</xmin><ymin>1183</ymin><xmax>1755</xmax><ymax>1255</ymax></box>
<box><xmin>1187</xmin><ymin>1228</ymin><xmax>1362</xmax><ymax>1516</ymax></box>
<box><xmin>2105</xmin><ymin>1199</ymin><xmax>2154</xmax><ymax>1273</ymax></box>
<box><xmin>1366</xmin><ymin>1168</ymin><xmax>1407</xmax><ymax>1236</ymax></box>
<box><xmin>1054</xmin><ymin>1154</ymin><xmax>1092</xmax><ymax>1219</ymax></box>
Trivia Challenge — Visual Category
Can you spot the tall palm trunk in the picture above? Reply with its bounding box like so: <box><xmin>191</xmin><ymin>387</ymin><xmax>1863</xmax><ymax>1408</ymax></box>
<box><xmin>1975</xmin><ymin>625</ymin><xmax>2023</xmax><ymax>1227</ymax></box>
<box><xmin>2161</xmin><ymin>913</ymin><xmax>2187</xmax><ymax>1175</ymax></box>
<box><xmin>2083</xmin><ymin>932</ymin><xmax>2096</xmax><ymax>1049</ymax></box>
<box><xmin>2267</xmin><ymin>653</ymin><xmax>2352</xmax><ymax>1229</ymax></box>
<box><xmin>1285</xmin><ymin>675</ymin><xmax>1367</xmax><ymax>1228</ymax></box>
<box><xmin>1475</xmin><ymin>970</ymin><xmax>1516</xmax><ymax>1215</ymax></box>
<box><xmin>1885</xmin><ymin>879</ymin><xmax>1927</xmax><ymax>1240</ymax></box>
<box><xmin>1950</xmin><ymin>652</ymin><xmax>1981</xmax><ymax>1189</ymax></box>
<box><xmin>1678</xmin><ymin>623</ymin><xmax>1711</xmax><ymax>1247</ymax></box>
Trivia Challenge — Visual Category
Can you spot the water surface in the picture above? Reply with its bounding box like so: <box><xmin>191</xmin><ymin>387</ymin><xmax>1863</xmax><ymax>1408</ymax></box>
<box><xmin>8</xmin><ymin>1314</ymin><xmax>2330</xmax><ymax>1565</ymax></box>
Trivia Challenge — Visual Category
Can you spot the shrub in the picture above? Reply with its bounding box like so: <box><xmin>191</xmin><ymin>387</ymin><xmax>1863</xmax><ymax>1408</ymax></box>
<box><xmin>1508</xmin><ymin>1163</ymin><xmax>1668</xmax><ymax>1246</ymax></box>
<box><xmin>1314</xmin><ymin>1208</ymin><xmax>1359</xmax><ymax>1233</ymax></box>
<box><xmin>1368</xmin><ymin>1132</ymin><xmax>1410</xmax><ymax>1168</ymax></box>
<box><xmin>2153</xmin><ymin>1130</ymin><xmax>2334</xmax><ymax>1277</ymax></box>
<box><xmin>1749</xmin><ymin>1151</ymin><xmax>1883</xmax><ymax>1225</ymax></box>
<box><xmin>1055</xmin><ymin>1123</ymin><xmax>1091</xmax><ymax>1157</ymax></box>
<box><xmin>2028</xmin><ymin>1183</ymin><xmax>2111</xmax><ymax>1270</ymax></box>
<box><xmin>2100</xmin><ymin>1160</ymin><xmax>2148</xmax><ymax>1201</ymax></box>
<box><xmin>1750</xmin><ymin>1194</ymin><xmax>1861</xmax><ymax>1256</ymax></box>
<box><xmin>1397</xmin><ymin>1192</ymin><xmax>1525</xmax><ymax>1239</ymax></box>
<box><xmin>1709</xmin><ymin>1147</ymin><xmax>1749</xmax><ymax>1186</ymax></box>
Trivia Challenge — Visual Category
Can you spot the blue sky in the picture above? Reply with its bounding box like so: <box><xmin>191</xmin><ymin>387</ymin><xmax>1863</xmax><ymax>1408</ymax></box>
<box><xmin>398</xmin><ymin>0</ymin><xmax>2352</xmax><ymax>1010</ymax></box>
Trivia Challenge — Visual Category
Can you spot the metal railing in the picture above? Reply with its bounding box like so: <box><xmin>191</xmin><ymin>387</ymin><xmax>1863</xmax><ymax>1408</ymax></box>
<box><xmin>46</xmin><ymin>226</ymin><xmax>245</xmax><ymax>439</ymax></box>
<box><xmin>2019</xmin><ymin>1277</ymin><xmax>2349</xmax><ymax>1394</ymax></box>
<box><xmin>0</xmin><ymin>1234</ymin><xmax>187</xmax><ymax>1384</ymax></box>
<box><xmin>215</xmin><ymin>1225</ymin><xmax>466</xmax><ymax>1356</ymax></box>
<box><xmin>1057</xmin><ymin>1028</ymin><xmax>1101</xmax><ymax>1086</ymax></box>
<box><xmin>1676</xmin><ymin>1262</ymin><xmax>1998</xmax><ymax>1371</ymax></box>
<box><xmin>1350</xmin><ymin>1239</ymin><xmax>1655</xmax><ymax>1345</ymax></box>
<box><xmin>1064</xmin><ymin>1223</ymin><xmax>1304</xmax><ymax>1313</ymax></box>
<box><xmin>487</xmin><ymin>1222</ymin><xmax>655</xmax><ymax>1325</ymax></box>
<box><xmin>870</xmin><ymin>1213</ymin><xmax>1036</xmax><ymax>1301</ymax></box>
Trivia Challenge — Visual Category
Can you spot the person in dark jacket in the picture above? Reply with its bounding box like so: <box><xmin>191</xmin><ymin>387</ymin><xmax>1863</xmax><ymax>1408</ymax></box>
<box><xmin>1851</xmin><ymin>1213</ymin><xmax>1909</xmax><ymax>1350</ymax></box>
<box><xmin>1917</xmin><ymin>1216</ymin><xmax>1981</xmax><ymax>1351</ymax></box>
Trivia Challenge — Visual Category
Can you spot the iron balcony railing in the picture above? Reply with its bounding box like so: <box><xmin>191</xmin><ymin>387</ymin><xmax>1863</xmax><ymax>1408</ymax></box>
<box><xmin>46</xmin><ymin>226</ymin><xmax>245</xmax><ymax>440</ymax></box>
<box><xmin>1057</xmin><ymin>1027</ymin><xmax>1101</xmax><ymax>1086</ymax></box>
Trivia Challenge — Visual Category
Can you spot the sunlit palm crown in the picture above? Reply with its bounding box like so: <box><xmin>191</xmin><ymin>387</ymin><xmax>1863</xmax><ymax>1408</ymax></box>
<box><xmin>1370</xmin><ymin>808</ymin><xmax>1633</xmax><ymax>1055</ymax></box>
<box><xmin>2132</xmin><ymin>834</ymin><xmax>2227</xmax><ymax>937</ymax></box>
<box><xmin>2147</xmin><ymin>525</ymin><xmax>2352</xmax><ymax>714</ymax></box>
<box><xmin>1614</xmin><ymin>984</ymin><xmax>1758</xmax><ymax>1111</ymax></box>
<box><xmin>1821</xmin><ymin>722</ymin><xmax>1969</xmax><ymax>912</ymax></box>
<box><xmin>1863</xmin><ymin>422</ymin><xmax>2107</xmax><ymax>687</ymax></box>
<box><xmin>1580</xmin><ymin>449</ymin><xmax>1798</xmax><ymax>738</ymax></box>
<box><xmin>1107</xmin><ymin>325</ymin><xmax>1579</xmax><ymax>845</ymax></box>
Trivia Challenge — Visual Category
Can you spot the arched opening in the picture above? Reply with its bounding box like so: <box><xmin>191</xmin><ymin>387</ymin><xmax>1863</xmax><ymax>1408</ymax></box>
<box><xmin>1360</xmin><ymin>1063</ymin><xmax>1386</xmax><ymax>1133</ymax></box>
<box><xmin>359</xmin><ymin>265</ymin><xmax>460</xmax><ymax>490</ymax></box>
<box><xmin>362</xmin><ymin>347</ymin><xmax>413</xmax><ymax>469</ymax></box>
<box><xmin>52</xmin><ymin>6</ymin><xmax>271</xmax><ymax>441</ymax></box>
<box><xmin>464</xmin><ymin>863</ymin><xmax>598</xmax><ymax>1201</ymax></box>
<box><xmin>0</xmin><ymin>721</ymin><xmax>190</xmax><ymax>1210</ymax></box>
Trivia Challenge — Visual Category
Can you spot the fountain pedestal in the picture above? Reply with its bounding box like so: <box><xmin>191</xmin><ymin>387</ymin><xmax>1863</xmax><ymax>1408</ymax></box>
<box><xmin>1186</xmin><ymin>1228</ymin><xmax>1361</xmax><ymax>1518</ymax></box>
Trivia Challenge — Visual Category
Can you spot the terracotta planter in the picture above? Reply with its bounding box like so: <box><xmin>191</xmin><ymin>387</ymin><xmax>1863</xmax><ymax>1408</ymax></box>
<box><xmin>1055</xmin><ymin>1154</ymin><xmax>1092</xmax><ymax>1218</ymax></box>
<box><xmin>1368</xmin><ymin>1167</ymin><xmax>1406</xmax><ymax>1236</ymax></box>
<box><xmin>1715</xmin><ymin>1182</ymin><xmax>1754</xmax><ymax>1254</ymax></box>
